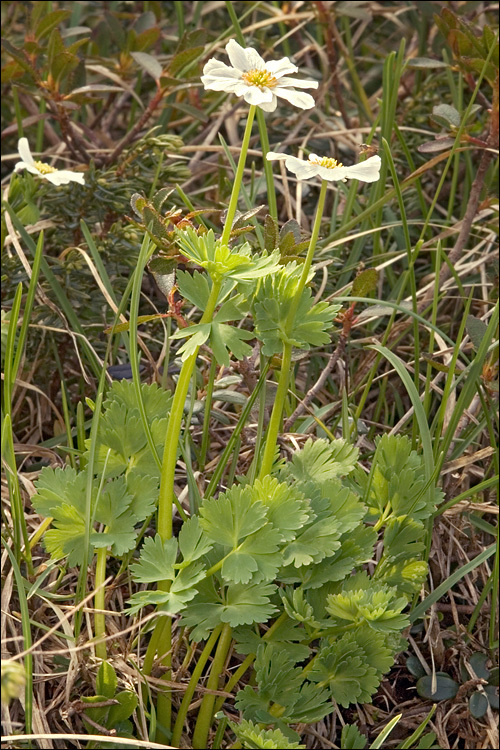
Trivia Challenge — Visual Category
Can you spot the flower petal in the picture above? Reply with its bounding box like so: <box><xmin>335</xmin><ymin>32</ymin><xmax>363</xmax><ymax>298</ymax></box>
<box><xmin>316</xmin><ymin>165</ymin><xmax>348</xmax><ymax>181</ymax></box>
<box><xmin>274</xmin><ymin>87</ymin><xmax>316</xmax><ymax>110</ymax></box>
<box><xmin>17</xmin><ymin>137</ymin><xmax>35</xmax><ymax>166</ymax></box>
<box><xmin>226</xmin><ymin>39</ymin><xmax>249</xmax><ymax>71</ymax></box>
<box><xmin>266</xmin><ymin>152</ymin><xmax>288</xmax><ymax>161</ymax></box>
<box><xmin>244</xmin><ymin>47</ymin><xmax>267</xmax><ymax>70</ymax></box>
<box><xmin>268</xmin><ymin>152</ymin><xmax>319</xmax><ymax>179</ymax></box>
<box><xmin>284</xmin><ymin>156</ymin><xmax>320</xmax><ymax>179</ymax></box>
<box><xmin>14</xmin><ymin>161</ymin><xmax>40</xmax><ymax>176</ymax></box>
<box><xmin>341</xmin><ymin>155</ymin><xmax>382</xmax><ymax>183</ymax></box>
<box><xmin>265</xmin><ymin>57</ymin><xmax>298</xmax><ymax>77</ymax></box>
<box><xmin>243</xmin><ymin>86</ymin><xmax>274</xmax><ymax>106</ymax></box>
<box><xmin>202</xmin><ymin>74</ymin><xmax>245</xmax><ymax>93</ymax></box>
<box><xmin>275</xmin><ymin>75</ymin><xmax>318</xmax><ymax>89</ymax></box>
<box><xmin>201</xmin><ymin>60</ymin><xmax>242</xmax><ymax>91</ymax></box>
<box><xmin>45</xmin><ymin>170</ymin><xmax>85</xmax><ymax>185</ymax></box>
<box><xmin>202</xmin><ymin>59</ymin><xmax>239</xmax><ymax>77</ymax></box>
<box><xmin>257</xmin><ymin>98</ymin><xmax>278</xmax><ymax>111</ymax></box>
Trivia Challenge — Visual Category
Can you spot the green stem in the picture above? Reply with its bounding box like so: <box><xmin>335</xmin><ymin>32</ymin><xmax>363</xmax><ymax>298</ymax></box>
<box><xmin>256</xmin><ymin>107</ymin><xmax>277</xmax><ymax>221</ymax></box>
<box><xmin>94</xmin><ymin>546</ymin><xmax>107</xmax><ymax>660</ymax></box>
<box><xmin>157</xmin><ymin>279</ymin><xmax>222</xmax><ymax>541</ymax></box>
<box><xmin>221</xmin><ymin>105</ymin><xmax>256</xmax><ymax>246</ymax></box>
<box><xmin>171</xmin><ymin>625</ymin><xmax>223</xmax><ymax>747</ymax></box>
<box><xmin>153</xmin><ymin>99</ymin><xmax>256</xmax><ymax>739</ymax></box>
<box><xmin>153</xmin><ymin>606</ymin><xmax>174</xmax><ymax>742</ymax></box>
<box><xmin>285</xmin><ymin>180</ymin><xmax>328</xmax><ymax>329</ymax></box>
<box><xmin>205</xmin><ymin>361</ymin><xmax>270</xmax><ymax>499</ymax></box>
<box><xmin>258</xmin><ymin>342</ymin><xmax>293</xmax><ymax>479</ymax></box>
<box><xmin>153</xmin><ymin>280</ymin><xmax>221</xmax><ymax>740</ymax></box>
<box><xmin>213</xmin><ymin>653</ymin><xmax>254</xmax><ymax>715</ymax></box>
<box><xmin>192</xmin><ymin>623</ymin><xmax>233</xmax><ymax>749</ymax></box>
<box><xmin>199</xmin><ymin>354</ymin><xmax>217</xmax><ymax>471</ymax></box>
<box><xmin>258</xmin><ymin>180</ymin><xmax>328</xmax><ymax>478</ymax></box>
<box><xmin>142</xmin><ymin>616</ymin><xmax>170</xmax><ymax>682</ymax></box>
<box><xmin>214</xmin><ymin>612</ymin><xmax>289</xmax><ymax>713</ymax></box>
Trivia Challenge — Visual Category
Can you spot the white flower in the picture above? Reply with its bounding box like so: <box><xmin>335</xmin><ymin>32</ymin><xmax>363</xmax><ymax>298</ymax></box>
<box><xmin>201</xmin><ymin>39</ymin><xmax>318</xmax><ymax>112</ymax></box>
<box><xmin>14</xmin><ymin>138</ymin><xmax>85</xmax><ymax>185</ymax></box>
<box><xmin>267</xmin><ymin>151</ymin><xmax>382</xmax><ymax>183</ymax></box>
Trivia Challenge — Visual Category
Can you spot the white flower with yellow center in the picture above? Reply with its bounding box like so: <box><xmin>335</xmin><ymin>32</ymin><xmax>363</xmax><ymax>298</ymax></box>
<box><xmin>14</xmin><ymin>138</ymin><xmax>85</xmax><ymax>185</ymax></box>
<box><xmin>267</xmin><ymin>151</ymin><xmax>382</xmax><ymax>183</ymax></box>
<box><xmin>201</xmin><ymin>39</ymin><xmax>318</xmax><ymax>112</ymax></box>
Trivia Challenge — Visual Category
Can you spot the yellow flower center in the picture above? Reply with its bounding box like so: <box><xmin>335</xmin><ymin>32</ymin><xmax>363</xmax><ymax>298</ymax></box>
<box><xmin>34</xmin><ymin>160</ymin><xmax>57</xmax><ymax>174</ymax></box>
<box><xmin>310</xmin><ymin>156</ymin><xmax>344</xmax><ymax>170</ymax></box>
<box><xmin>242</xmin><ymin>68</ymin><xmax>277</xmax><ymax>88</ymax></box>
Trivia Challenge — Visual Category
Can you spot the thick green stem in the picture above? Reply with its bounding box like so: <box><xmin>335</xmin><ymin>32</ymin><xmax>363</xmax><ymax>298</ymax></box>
<box><xmin>192</xmin><ymin>623</ymin><xmax>233</xmax><ymax>749</ymax></box>
<box><xmin>214</xmin><ymin>612</ymin><xmax>289</xmax><ymax>714</ymax></box>
<box><xmin>154</xmin><ymin>279</ymin><xmax>221</xmax><ymax>740</ymax></box>
<box><xmin>153</xmin><ymin>607</ymin><xmax>173</xmax><ymax>742</ymax></box>
<box><xmin>171</xmin><ymin>625</ymin><xmax>223</xmax><ymax>747</ymax></box>
<box><xmin>142</xmin><ymin>616</ymin><xmax>169</xmax><ymax>683</ymax></box>
<box><xmin>157</xmin><ymin>279</ymin><xmax>222</xmax><ymax>541</ymax></box>
<box><xmin>199</xmin><ymin>354</ymin><xmax>217</xmax><ymax>471</ymax></box>
<box><xmin>221</xmin><ymin>105</ymin><xmax>256</xmax><ymax>246</ymax></box>
<box><xmin>259</xmin><ymin>180</ymin><xmax>329</xmax><ymax>479</ymax></box>
<box><xmin>153</xmin><ymin>100</ymin><xmax>256</xmax><ymax>741</ymax></box>
<box><xmin>94</xmin><ymin>546</ymin><xmax>107</xmax><ymax>660</ymax></box>
<box><xmin>258</xmin><ymin>342</ymin><xmax>293</xmax><ymax>478</ymax></box>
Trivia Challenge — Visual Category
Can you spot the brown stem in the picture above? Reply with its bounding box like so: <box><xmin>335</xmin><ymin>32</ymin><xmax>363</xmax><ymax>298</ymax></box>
<box><xmin>105</xmin><ymin>85</ymin><xmax>166</xmax><ymax>167</ymax></box>
<box><xmin>313</xmin><ymin>1</ymin><xmax>351</xmax><ymax>128</ymax></box>
<box><xmin>49</xmin><ymin>100</ymin><xmax>91</xmax><ymax>163</ymax></box>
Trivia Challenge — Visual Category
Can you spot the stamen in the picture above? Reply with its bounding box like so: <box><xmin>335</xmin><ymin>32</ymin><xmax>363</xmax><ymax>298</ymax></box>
<box><xmin>242</xmin><ymin>68</ymin><xmax>277</xmax><ymax>88</ymax></box>
<box><xmin>34</xmin><ymin>160</ymin><xmax>57</xmax><ymax>174</ymax></box>
<box><xmin>310</xmin><ymin>156</ymin><xmax>343</xmax><ymax>170</ymax></box>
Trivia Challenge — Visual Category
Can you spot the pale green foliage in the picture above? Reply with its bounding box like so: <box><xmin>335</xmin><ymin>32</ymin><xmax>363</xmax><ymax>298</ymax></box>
<box><xmin>175</xmin><ymin>226</ymin><xmax>281</xmax><ymax>282</ymax></box>
<box><xmin>281</xmin><ymin>587</ymin><xmax>322</xmax><ymax>628</ymax></box>
<box><xmin>32</xmin><ymin>467</ymin><xmax>157</xmax><ymax>566</ymax></box>
<box><xmin>283</xmin><ymin>438</ymin><xmax>359</xmax><ymax>483</ymax></box>
<box><xmin>123</xmin><ymin>431</ymin><xmax>434</xmax><ymax>715</ymax></box>
<box><xmin>176</xmin><ymin>269</ymin><xmax>212</xmax><ymax>309</ymax></box>
<box><xmin>233</xmin><ymin>618</ymin><xmax>310</xmax><ymax>662</ymax></box>
<box><xmin>126</xmin><ymin>517</ymin><xmax>212</xmax><ymax>616</ymax></box>
<box><xmin>31</xmin><ymin>381</ymin><xmax>167</xmax><ymax>566</ymax></box>
<box><xmin>254</xmin><ymin>264</ymin><xmax>341</xmax><ymax>355</ymax></box>
<box><xmin>326</xmin><ymin>582</ymin><xmax>410</xmax><ymax>632</ymax></box>
<box><xmin>341</xmin><ymin>724</ymin><xmax>367</xmax><ymax>749</ymax></box>
<box><xmin>89</xmin><ymin>380</ymin><xmax>172</xmax><ymax>478</ymax></box>
<box><xmin>357</xmin><ymin>434</ymin><xmax>437</xmax><ymax>520</ymax></box>
<box><xmin>31</xmin><ymin>372</ymin><xmax>437</xmax><ymax>738</ymax></box>
<box><xmin>352</xmin><ymin>434</ymin><xmax>439</xmax><ymax>594</ymax></box>
<box><xmin>179</xmin><ymin>579</ymin><xmax>278</xmax><ymax>640</ymax></box>
<box><xmin>199</xmin><ymin>485</ymin><xmax>283</xmax><ymax>583</ymax></box>
<box><xmin>235</xmin><ymin>644</ymin><xmax>332</xmax><ymax>739</ymax></box>
<box><xmin>308</xmin><ymin>628</ymin><xmax>395</xmax><ymax>706</ymax></box>
<box><xmin>229</xmin><ymin>719</ymin><xmax>306</xmax><ymax>749</ymax></box>
<box><xmin>171</xmin><ymin>295</ymin><xmax>254</xmax><ymax>365</ymax></box>
<box><xmin>248</xmin><ymin>476</ymin><xmax>310</xmax><ymax>542</ymax></box>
